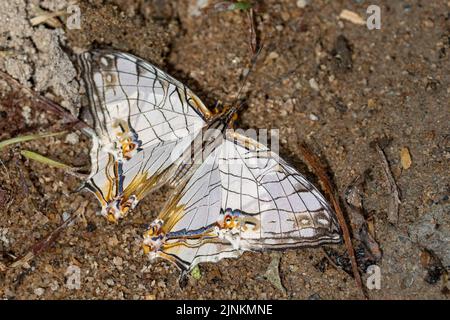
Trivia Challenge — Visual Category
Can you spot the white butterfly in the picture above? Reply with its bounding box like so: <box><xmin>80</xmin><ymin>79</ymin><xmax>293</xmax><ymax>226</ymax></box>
<box><xmin>79</xmin><ymin>50</ymin><xmax>341</xmax><ymax>274</ymax></box>
<box><xmin>78</xmin><ymin>50</ymin><xmax>214</xmax><ymax>222</ymax></box>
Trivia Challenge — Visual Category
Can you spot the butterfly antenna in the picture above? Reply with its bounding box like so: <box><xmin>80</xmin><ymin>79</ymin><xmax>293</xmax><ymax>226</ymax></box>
<box><xmin>225</xmin><ymin>44</ymin><xmax>264</xmax><ymax>124</ymax></box>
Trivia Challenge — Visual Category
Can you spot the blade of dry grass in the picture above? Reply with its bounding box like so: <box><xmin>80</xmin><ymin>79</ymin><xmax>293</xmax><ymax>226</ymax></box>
<box><xmin>0</xmin><ymin>131</ymin><xmax>67</xmax><ymax>151</ymax></box>
<box><xmin>30</xmin><ymin>10</ymin><xmax>65</xmax><ymax>27</ymax></box>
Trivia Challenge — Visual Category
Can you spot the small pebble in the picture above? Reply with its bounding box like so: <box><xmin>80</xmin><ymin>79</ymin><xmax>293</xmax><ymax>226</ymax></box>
<box><xmin>34</xmin><ymin>288</ymin><xmax>45</xmax><ymax>296</ymax></box>
<box><xmin>267</xmin><ymin>51</ymin><xmax>279</xmax><ymax>60</ymax></box>
<box><xmin>308</xmin><ymin>293</ymin><xmax>321</xmax><ymax>300</ymax></box>
<box><xmin>113</xmin><ymin>256</ymin><xmax>123</xmax><ymax>266</ymax></box>
<box><xmin>297</xmin><ymin>0</ymin><xmax>309</xmax><ymax>9</ymax></box>
<box><xmin>62</xmin><ymin>212</ymin><xmax>75</xmax><ymax>226</ymax></box>
<box><xmin>280</xmin><ymin>12</ymin><xmax>290</xmax><ymax>22</ymax></box>
<box><xmin>309</xmin><ymin>113</ymin><xmax>319</xmax><ymax>121</ymax></box>
<box><xmin>423</xmin><ymin>19</ymin><xmax>434</xmax><ymax>28</ymax></box>
<box><xmin>50</xmin><ymin>281</ymin><xmax>59</xmax><ymax>291</ymax></box>
<box><xmin>289</xmin><ymin>265</ymin><xmax>299</xmax><ymax>272</ymax></box>
<box><xmin>309</xmin><ymin>78</ymin><xmax>320</xmax><ymax>91</ymax></box>
<box><xmin>65</xmin><ymin>132</ymin><xmax>79</xmax><ymax>145</ymax></box>
<box><xmin>108</xmin><ymin>235</ymin><xmax>119</xmax><ymax>246</ymax></box>
<box><xmin>400</xmin><ymin>147</ymin><xmax>412</xmax><ymax>169</ymax></box>
<box><xmin>21</xmin><ymin>106</ymin><xmax>32</xmax><ymax>124</ymax></box>
<box><xmin>62</xmin><ymin>212</ymin><xmax>71</xmax><ymax>222</ymax></box>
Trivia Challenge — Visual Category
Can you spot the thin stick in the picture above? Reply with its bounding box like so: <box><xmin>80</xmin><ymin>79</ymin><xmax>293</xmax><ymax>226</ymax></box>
<box><xmin>30</xmin><ymin>10</ymin><xmax>65</xmax><ymax>27</ymax></box>
<box><xmin>298</xmin><ymin>142</ymin><xmax>368</xmax><ymax>299</ymax></box>
<box><xmin>8</xmin><ymin>202</ymin><xmax>87</xmax><ymax>269</ymax></box>
<box><xmin>375</xmin><ymin>143</ymin><xmax>401</xmax><ymax>224</ymax></box>
<box><xmin>227</xmin><ymin>44</ymin><xmax>264</xmax><ymax>121</ymax></box>
<box><xmin>246</xmin><ymin>8</ymin><xmax>259</xmax><ymax>55</ymax></box>
<box><xmin>0</xmin><ymin>159</ymin><xmax>10</xmax><ymax>180</ymax></box>
<box><xmin>0</xmin><ymin>70</ymin><xmax>89</xmax><ymax>131</ymax></box>
<box><xmin>321</xmin><ymin>247</ymin><xmax>340</xmax><ymax>271</ymax></box>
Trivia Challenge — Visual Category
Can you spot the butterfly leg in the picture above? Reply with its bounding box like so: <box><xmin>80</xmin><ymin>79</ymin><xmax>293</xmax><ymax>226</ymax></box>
<box><xmin>178</xmin><ymin>270</ymin><xmax>189</xmax><ymax>288</ymax></box>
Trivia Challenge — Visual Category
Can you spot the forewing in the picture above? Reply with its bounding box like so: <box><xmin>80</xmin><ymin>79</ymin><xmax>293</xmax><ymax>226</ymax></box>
<box><xmin>78</xmin><ymin>50</ymin><xmax>211</xmax><ymax>150</ymax></box>
<box><xmin>86</xmin><ymin>132</ymin><xmax>196</xmax><ymax>207</ymax></box>
<box><xmin>78</xmin><ymin>50</ymin><xmax>210</xmax><ymax>214</ymax></box>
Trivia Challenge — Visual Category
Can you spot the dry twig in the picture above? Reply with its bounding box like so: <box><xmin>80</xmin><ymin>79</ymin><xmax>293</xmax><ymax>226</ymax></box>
<box><xmin>8</xmin><ymin>202</ymin><xmax>87</xmax><ymax>269</ymax></box>
<box><xmin>298</xmin><ymin>142</ymin><xmax>368</xmax><ymax>299</ymax></box>
<box><xmin>0</xmin><ymin>70</ymin><xmax>89</xmax><ymax>131</ymax></box>
<box><xmin>375</xmin><ymin>143</ymin><xmax>401</xmax><ymax>224</ymax></box>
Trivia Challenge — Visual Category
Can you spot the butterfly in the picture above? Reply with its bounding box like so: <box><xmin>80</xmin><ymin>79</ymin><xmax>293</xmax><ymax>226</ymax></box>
<box><xmin>78</xmin><ymin>50</ymin><xmax>342</xmax><ymax>275</ymax></box>
<box><xmin>78</xmin><ymin>50</ymin><xmax>215</xmax><ymax>222</ymax></box>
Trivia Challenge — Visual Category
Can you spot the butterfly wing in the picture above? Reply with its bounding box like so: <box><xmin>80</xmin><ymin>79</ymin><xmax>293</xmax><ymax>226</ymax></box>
<box><xmin>85</xmin><ymin>134</ymin><xmax>196</xmax><ymax>217</ymax></box>
<box><xmin>78</xmin><ymin>50</ymin><xmax>211</xmax><ymax>219</ymax></box>
<box><xmin>79</xmin><ymin>50</ymin><xmax>212</xmax><ymax>151</ymax></box>
<box><xmin>143</xmin><ymin>131</ymin><xmax>341</xmax><ymax>271</ymax></box>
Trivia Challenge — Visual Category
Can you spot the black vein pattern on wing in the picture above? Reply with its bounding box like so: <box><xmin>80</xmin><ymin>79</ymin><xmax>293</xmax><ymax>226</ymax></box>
<box><xmin>111</xmin><ymin>52</ymin><xmax>209</xmax><ymax>121</ymax></box>
<box><xmin>83</xmin><ymin>51</ymin><xmax>208</xmax><ymax>152</ymax></box>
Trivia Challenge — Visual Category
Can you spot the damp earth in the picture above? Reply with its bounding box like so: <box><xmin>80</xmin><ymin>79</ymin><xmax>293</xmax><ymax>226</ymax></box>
<box><xmin>0</xmin><ymin>0</ymin><xmax>449</xmax><ymax>299</ymax></box>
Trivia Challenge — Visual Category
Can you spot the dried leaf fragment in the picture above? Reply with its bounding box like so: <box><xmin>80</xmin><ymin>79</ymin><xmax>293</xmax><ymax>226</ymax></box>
<box><xmin>375</xmin><ymin>143</ymin><xmax>401</xmax><ymax>224</ymax></box>
<box><xmin>400</xmin><ymin>147</ymin><xmax>412</xmax><ymax>169</ymax></box>
<box><xmin>264</xmin><ymin>252</ymin><xmax>286</xmax><ymax>294</ymax></box>
<box><xmin>339</xmin><ymin>9</ymin><xmax>365</xmax><ymax>25</ymax></box>
<box><xmin>30</xmin><ymin>10</ymin><xmax>65</xmax><ymax>28</ymax></box>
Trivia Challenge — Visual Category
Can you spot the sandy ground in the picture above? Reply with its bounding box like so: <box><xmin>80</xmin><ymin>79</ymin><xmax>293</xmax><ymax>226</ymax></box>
<box><xmin>0</xmin><ymin>0</ymin><xmax>449</xmax><ymax>300</ymax></box>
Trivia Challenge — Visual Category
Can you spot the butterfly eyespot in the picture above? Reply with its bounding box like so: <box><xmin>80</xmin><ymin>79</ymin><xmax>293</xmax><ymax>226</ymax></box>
<box><xmin>148</xmin><ymin>226</ymin><xmax>158</xmax><ymax>235</ymax></box>
<box><xmin>122</xmin><ymin>142</ymin><xmax>136</xmax><ymax>156</ymax></box>
<box><xmin>107</xmin><ymin>213</ymin><xmax>117</xmax><ymax>223</ymax></box>
<box><xmin>142</xmin><ymin>244</ymin><xmax>151</xmax><ymax>255</ymax></box>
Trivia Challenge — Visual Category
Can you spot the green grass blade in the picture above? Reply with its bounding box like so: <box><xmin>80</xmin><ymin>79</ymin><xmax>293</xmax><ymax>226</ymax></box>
<box><xmin>233</xmin><ymin>1</ymin><xmax>252</xmax><ymax>11</ymax></box>
<box><xmin>20</xmin><ymin>150</ymin><xmax>72</xmax><ymax>170</ymax></box>
<box><xmin>0</xmin><ymin>131</ymin><xmax>67</xmax><ymax>151</ymax></box>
